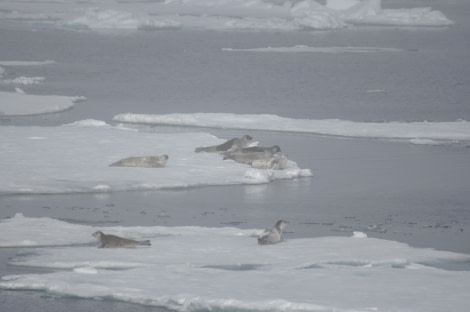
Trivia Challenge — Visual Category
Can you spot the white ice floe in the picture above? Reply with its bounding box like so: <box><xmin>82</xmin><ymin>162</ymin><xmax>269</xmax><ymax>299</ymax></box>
<box><xmin>1</xmin><ymin>214</ymin><xmax>470</xmax><ymax>312</ymax></box>
<box><xmin>222</xmin><ymin>45</ymin><xmax>404</xmax><ymax>53</ymax></box>
<box><xmin>2</xmin><ymin>76</ymin><xmax>45</xmax><ymax>85</ymax></box>
<box><xmin>329</xmin><ymin>0</ymin><xmax>454</xmax><ymax>27</ymax></box>
<box><xmin>113</xmin><ymin>113</ymin><xmax>470</xmax><ymax>145</ymax></box>
<box><xmin>0</xmin><ymin>0</ymin><xmax>454</xmax><ymax>31</ymax></box>
<box><xmin>0</xmin><ymin>120</ymin><xmax>311</xmax><ymax>195</ymax></box>
<box><xmin>0</xmin><ymin>91</ymin><xmax>81</xmax><ymax>116</ymax></box>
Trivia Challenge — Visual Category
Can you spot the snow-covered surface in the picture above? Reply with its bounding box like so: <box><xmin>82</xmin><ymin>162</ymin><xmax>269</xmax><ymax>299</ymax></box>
<box><xmin>114</xmin><ymin>113</ymin><xmax>470</xmax><ymax>145</ymax></box>
<box><xmin>0</xmin><ymin>120</ymin><xmax>311</xmax><ymax>195</ymax></box>
<box><xmin>0</xmin><ymin>0</ymin><xmax>453</xmax><ymax>31</ymax></box>
<box><xmin>1</xmin><ymin>213</ymin><xmax>469</xmax><ymax>312</ymax></box>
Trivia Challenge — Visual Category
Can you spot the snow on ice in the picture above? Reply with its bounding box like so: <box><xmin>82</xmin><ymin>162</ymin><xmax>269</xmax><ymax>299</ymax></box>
<box><xmin>0</xmin><ymin>0</ymin><xmax>454</xmax><ymax>31</ymax></box>
<box><xmin>0</xmin><ymin>120</ymin><xmax>311</xmax><ymax>195</ymax></box>
<box><xmin>1</xmin><ymin>213</ymin><xmax>470</xmax><ymax>312</ymax></box>
<box><xmin>114</xmin><ymin>113</ymin><xmax>470</xmax><ymax>145</ymax></box>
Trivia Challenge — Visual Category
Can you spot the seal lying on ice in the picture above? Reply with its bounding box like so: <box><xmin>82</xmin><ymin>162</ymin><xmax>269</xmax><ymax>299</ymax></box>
<box><xmin>109</xmin><ymin>154</ymin><xmax>168</xmax><ymax>168</ymax></box>
<box><xmin>92</xmin><ymin>231</ymin><xmax>151</xmax><ymax>248</ymax></box>
<box><xmin>237</xmin><ymin>145</ymin><xmax>281</xmax><ymax>154</ymax></box>
<box><xmin>257</xmin><ymin>220</ymin><xmax>289</xmax><ymax>245</ymax></box>
<box><xmin>223</xmin><ymin>145</ymin><xmax>281</xmax><ymax>165</ymax></box>
<box><xmin>251</xmin><ymin>154</ymin><xmax>288</xmax><ymax>170</ymax></box>
<box><xmin>194</xmin><ymin>135</ymin><xmax>253</xmax><ymax>153</ymax></box>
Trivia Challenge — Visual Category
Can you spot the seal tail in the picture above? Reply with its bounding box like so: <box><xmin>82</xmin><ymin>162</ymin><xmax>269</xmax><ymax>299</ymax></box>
<box><xmin>137</xmin><ymin>240</ymin><xmax>151</xmax><ymax>246</ymax></box>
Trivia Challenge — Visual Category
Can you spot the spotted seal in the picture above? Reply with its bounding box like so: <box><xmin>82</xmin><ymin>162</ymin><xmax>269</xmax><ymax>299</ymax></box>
<box><xmin>109</xmin><ymin>154</ymin><xmax>168</xmax><ymax>168</ymax></box>
<box><xmin>223</xmin><ymin>145</ymin><xmax>281</xmax><ymax>165</ymax></box>
<box><xmin>92</xmin><ymin>231</ymin><xmax>151</xmax><ymax>248</ymax></box>
<box><xmin>238</xmin><ymin>145</ymin><xmax>281</xmax><ymax>154</ymax></box>
<box><xmin>257</xmin><ymin>220</ymin><xmax>289</xmax><ymax>245</ymax></box>
<box><xmin>194</xmin><ymin>135</ymin><xmax>253</xmax><ymax>153</ymax></box>
<box><xmin>251</xmin><ymin>154</ymin><xmax>288</xmax><ymax>170</ymax></box>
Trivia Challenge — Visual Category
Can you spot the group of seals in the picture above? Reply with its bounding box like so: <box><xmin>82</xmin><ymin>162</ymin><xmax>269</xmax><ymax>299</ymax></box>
<box><xmin>108</xmin><ymin>135</ymin><xmax>287</xmax><ymax>170</ymax></box>
<box><xmin>223</xmin><ymin>145</ymin><xmax>282</xmax><ymax>165</ymax></box>
<box><xmin>195</xmin><ymin>135</ymin><xmax>288</xmax><ymax>170</ymax></box>
<box><xmin>92</xmin><ymin>220</ymin><xmax>288</xmax><ymax>248</ymax></box>
<box><xmin>109</xmin><ymin>155</ymin><xmax>168</xmax><ymax>168</ymax></box>
<box><xmin>92</xmin><ymin>231</ymin><xmax>151</xmax><ymax>248</ymax></box>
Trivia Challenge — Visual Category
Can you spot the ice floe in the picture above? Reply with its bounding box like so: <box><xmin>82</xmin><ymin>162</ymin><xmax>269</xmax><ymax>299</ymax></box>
<box><xmin>0</xmin><ymin>0</ymin><xmax>454</xmax><ymax>31</ymax></box>
<box><xmin>0</xmin><ymin>120</ymin><xmax>311</xmax><ymax>195</ymax></box>
<box><xmin>1</xmin><ymin>76</ymin><xmax>45</xmax><ymax>85</ymax></box>
<box><xmin>1</xmin><ymin>213</ymin><xmax>470</xmax><ymax>312</ymax></box>
<box><xmin>0</xmin><ymin>91</ymin><xmax>83</xmax><ymax>116</ymax></box>
<box><xmin>113</xmin><ymin>113</ymin><xmax>470</xmax><ymax>145</ymax></box>
<box><xmin>222</xmin><ymin>45</ymin><xmax>404</xmax><ymax>53</ymax></box>
<box><xmin>0</xmin><ymin>60</ymin><xmax>82</xmax><ymax>115</ymax></box>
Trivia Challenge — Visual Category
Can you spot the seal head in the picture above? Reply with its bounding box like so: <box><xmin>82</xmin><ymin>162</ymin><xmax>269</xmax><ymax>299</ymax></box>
<box><xmin>257</xmin><ymin>220</ymin><xmax>289</xmax><ymax>245</ymax></box>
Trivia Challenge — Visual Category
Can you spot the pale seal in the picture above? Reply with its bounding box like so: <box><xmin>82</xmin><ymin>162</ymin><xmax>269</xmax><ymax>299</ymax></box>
<box><xmin>92</xmin><ymin>231</ymin><xmax>151</xmax><ymax>248</ymax></box>
<box><xmin>251</xmin><ymin>154</ymin><xmax>288</xmax><ymax>170</ymax></box>
<box><xmin>257</xmin><ymin>220</ymin><xmax>289</xmax><ymax>245</ymax></box>
<box><xmin>194</xmin><ymin>135</ymin><xmax>253</xmax><ymax>153</ymax></box>
<box><xmin>109</xmin><ymin>154</ymin><xmax>168</xmax><ymax>168</ymax></box>
<box><xmin>223</xmin><ymin>145</ymin><xmax>281</xmax><ymax>165</ymax></box>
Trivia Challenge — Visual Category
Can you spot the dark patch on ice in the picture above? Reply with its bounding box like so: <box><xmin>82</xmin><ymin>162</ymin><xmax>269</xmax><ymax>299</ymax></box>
<box><xmin>11</xmin><ymin>251</ymin><xmax>40</xmax><ymax>259</ymax></box>
<box><xmin>327</xmin><ymin>260</ymin><xmax>370</xmax><ymax>267</ymax></box>
<box><xmin>200</xmin><ymin>264</ymin><xmax>263</xmax><ymax>271</ymax></box>
<box><xmin>99</xmin><ymin>266</ymin><xmax>139</xmax><ymax>271</ymax></box>
<box><xmin>298</xmin><ymin>263</ymin><xmax>324</xmax><ymax>269</ymax></box>
<box><xmin>299</xmin><ymin>260</ymin><xmax>410</xmax><ymax>269</ymax></box>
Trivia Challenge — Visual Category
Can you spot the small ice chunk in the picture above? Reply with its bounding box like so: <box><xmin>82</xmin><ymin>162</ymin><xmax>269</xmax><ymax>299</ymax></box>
<box><xmin>353</xmin><ymin>231</ymin><xmax>368</xmax><ymax>238</ymax></box>
<box><xmin>74</xmin><ymin>267</ymin><xmax>98</xmax><ymax>274</ymax></box>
